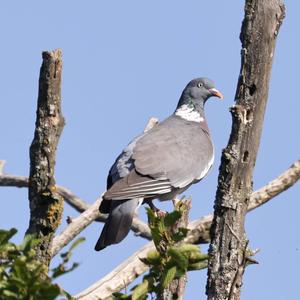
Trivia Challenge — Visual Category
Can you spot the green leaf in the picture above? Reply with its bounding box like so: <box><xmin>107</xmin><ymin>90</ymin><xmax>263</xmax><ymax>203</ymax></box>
<box><xmin>187</xmin><ymin>261</ymin><xmax>208</xmax><ymax>271</ymax></box>
<box><xmin>176</xmin><ymin>244</ymin><xmax>200</xmax><ymax>254</ymax></box>
<box><xmin>0</xmin><ymin>228</ymin><xmax>17</xmax><ymax>246</ymax></box>
<box><xmin>20</xmin><ymin>234</ymin><xmax>39</xmax><ymax>254</ymax></box>
<box><xmin>150</xmin><ymin>227</ymin><xmax>161</xmax><ymax>245</ymax></box>
<box><xmin>175</xmin><ymin>267</ymin><xmax>186</xmax><ymax>278</ymax></box>
<box><xmin>69</xmin><ymin>237</ymin><xmax>85</xmax><ymax>252</ymax></box>
<box><xmin>0</xmin><ymin>227</ymin><xmax>79</xmax><ymax>300</ymax></box>
<box><xmin>168</xmin><ymin>247</ymin><xmax>189</xmax><ymax>271</ymax></box>
<box><xmin>189</xmin><ymin>252</ymin><xmax>208</xmax><ymax>263</ymax></box>
<box><xmin>52</xmin><ymin>262</ymin><xmax>79</xmax><ymax>279</ymax></box>
<box><xmin>157</xmin><ymin>217</ymin><xmax>166</xmax><ymax>236</ymax></box>
<box><xmin>2</xmin><ymin>289</ymin><xmax>19</xmax><ymax>299</ymax></box>
<box><xmin>171</xmin><ymin>228</ymin><xmax>189</xmax><ymax>242</ymax></box>
<box><xmin>38</xmin><ymin>283</ymin><xmax>62</xmax><ymax>299</ymax></box>
<box><xmin>112</xmin><ymin>292</ymin><xmax>131</xmax><ymax>299</ymax></box>
<box><xmin>132</xmin><ymin>278</ymin><xmax>151</xmax><ymax>300</ymax></box>
<box><xmin>146</xmin><ymin>207</ymin><xmax>156</xmax><ymax>224</ymax></box>
<box><xmin>12</xmin><ymin>259</ymin><xmax>29</xmax><ymax>282</ymax></box>
<box><xmin>161</xmin><ymin>266</ymin><xmax>177</xmax><ymax>289</ymax></box>
<box><xmin>164</xmin><ymin>211</ymin><xmax>181</xmax><ymax>227</ymax></box>
<box><xmin>51</xmin><ymin>237</ymin><xmax>84</xmax><ymax>279</ymax></box>
<box><xmin>140</xmin><ymin>250</ymin><xmax>161</xmax><ymax>266</ymax></box>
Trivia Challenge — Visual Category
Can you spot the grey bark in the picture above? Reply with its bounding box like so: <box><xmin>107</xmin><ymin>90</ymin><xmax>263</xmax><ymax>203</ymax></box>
<box><xmin>206</xmin><ymin>1</ymin><xmax>285</xmax><ymax>300</ymax></box>
<box><xmin>26</xmin><ymin>49</ymin><xmax>65</xmax><ymax>271</ymax></box>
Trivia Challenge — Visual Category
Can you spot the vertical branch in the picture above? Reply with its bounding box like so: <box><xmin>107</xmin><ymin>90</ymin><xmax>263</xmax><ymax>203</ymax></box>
<box><xmin>26</xmin><ymin>49</ymin><xmax>65</xmax><ymax>270</ymax></box>
<box><xmin>206</xmin><ymin>1</ymin><xmax>285</xmax><ymax>300</ymax></box>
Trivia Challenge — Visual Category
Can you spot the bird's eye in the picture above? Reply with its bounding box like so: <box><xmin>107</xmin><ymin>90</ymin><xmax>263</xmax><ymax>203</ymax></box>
<box><xmin>197</xmin><ymin>82</ymin><xmax>203</xmax><ymax>88</ymax></box>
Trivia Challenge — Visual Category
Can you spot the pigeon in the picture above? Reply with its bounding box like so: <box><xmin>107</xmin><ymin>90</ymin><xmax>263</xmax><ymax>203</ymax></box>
<box><xmin>95</xmin><ymin>77</ymin><xmax>223</xmax><ymax>251</ymax></box>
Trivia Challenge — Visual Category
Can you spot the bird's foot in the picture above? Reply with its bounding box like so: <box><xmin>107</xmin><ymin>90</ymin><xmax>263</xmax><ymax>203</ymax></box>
<box><xmin>155</xmin><ymin>210</ymin><xmax>167</xmax><ymax>218</ymax></box>
<box><xmin>147</xmin><ymin>200</ymin><xmax>167</xmax><ymax>217</ymax></box>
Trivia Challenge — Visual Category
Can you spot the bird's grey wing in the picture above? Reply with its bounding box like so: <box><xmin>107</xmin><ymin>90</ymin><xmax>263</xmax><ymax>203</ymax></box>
<box><xmin>103</xmin><ymin>130</ymin><xmax>171</xmax><ymax>201</ymax></box>
<box><xmin>104</xmin><ymin>116</ymin><xmax>214</xmax><ymax>200</ymax></box>
<box><xmin>106</xmin><ymin>135</ymin><xmax>141</xmax><ymax>190</ymax></box>
<box><xmin>133</xmin><ymin>116</ymin><xmax>214</xmax><ymax>188</ymax></box>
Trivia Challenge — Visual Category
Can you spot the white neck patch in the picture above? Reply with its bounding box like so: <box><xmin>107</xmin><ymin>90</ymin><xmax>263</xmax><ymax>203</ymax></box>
<box><xmin>175</xmin><ymin>104</ymin><xmax>204</xmax><ymax>123</ymax></box>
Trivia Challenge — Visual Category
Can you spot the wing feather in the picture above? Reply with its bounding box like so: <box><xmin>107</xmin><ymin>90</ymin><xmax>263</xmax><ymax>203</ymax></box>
<box><xmin>132</xmin><ymin>116</ymin><xmax>214</xmax><ymax>188</ymax></box>
<box><xmin>104</xmin><ymin>116</ymin><xmax>214</xmax><ymax>200</ymax></box>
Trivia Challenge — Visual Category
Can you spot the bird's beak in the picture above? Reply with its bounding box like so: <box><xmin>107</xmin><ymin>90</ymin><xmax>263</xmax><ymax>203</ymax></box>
<box><xmin>209</xmin><ymin>88</ymin><xmax>224</xmax><ymax>99</ymax></box>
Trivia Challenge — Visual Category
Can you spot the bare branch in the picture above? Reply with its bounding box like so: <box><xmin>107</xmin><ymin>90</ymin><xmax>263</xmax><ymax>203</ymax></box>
<box><xmin>51</xmin><ymin>196</ymin><xmax>103</xmax><ymax>257</ymax></box>
<box><xmin>59</xmin><ymin>186</ymin><xmax>151</xmax><ymax>239</ymax></box>
<box><xmin>248</xmin><ymin>159</ymin><xmax>300</xmax><ymax>211</ymax></box>
<box><xmin>189</xmin><ymin>159</ymin><xmax>300</xmax><ymax>244</ymax></box>
<box><xmin>50</xmin><ymin>193</ymin><xmax>151</xmax><ymax>256</ymax></box>
<box><xmin>75</xmin><ymin>242</ymin><xmax>154</xmax><ymax>300</ymax></box>
<box><xmin>26</xmin><ymin>49</ymin><xmax>65</xmax><ymax>270</ymax></box>
<box><xmin>0</xmin><ymin>174</ymin><xmax>28</xmax><ymax>188</ymax></box>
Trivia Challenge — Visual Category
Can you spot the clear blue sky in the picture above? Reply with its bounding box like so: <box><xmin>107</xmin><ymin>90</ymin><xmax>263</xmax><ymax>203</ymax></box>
<box><xmin>0</xmin><ymin>1</ymin><xmax>299</xmax><ymax>299</ymax></box>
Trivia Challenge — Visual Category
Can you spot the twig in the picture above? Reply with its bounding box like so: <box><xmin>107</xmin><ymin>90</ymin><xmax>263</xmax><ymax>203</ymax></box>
<box><xmin>248</xmin><ymin>159</ymin><xmax>300</xmax><ymax>211</ymax></box>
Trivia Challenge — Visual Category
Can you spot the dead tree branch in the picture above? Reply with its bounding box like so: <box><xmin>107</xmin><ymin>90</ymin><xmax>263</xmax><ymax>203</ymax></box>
<box><xmin>206</xmin><ymin>1</ymin><xmax>286</xmax><ymax>299</ymax></box>
<box><xmin>26</xmin><ymin>49</ymin><xmax>65</xmax><ymax>270</ymax></box>
<box><xmin>52</xmin><ymin>196</ymin><xmax>103</xmax><ymax>257</ymax></box>
<box><xmin>188</xmin><ymin>159</ymin><xmax>300</xmax><ymax>244</ymax></box>
<box><xmin>248</xmin><ymin>159</ymin><xmax>300</xmax><ymax>212</ymax></box>
<box><xmin>75</xmin><ymin>242</ymin><xmax>154</xmax><ymax>300</ymax></box>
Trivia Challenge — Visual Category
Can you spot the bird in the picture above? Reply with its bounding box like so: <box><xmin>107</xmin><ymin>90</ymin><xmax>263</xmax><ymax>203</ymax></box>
<box><xmin>95</xmin><ymin>77</ymin><xmax>223</xmax><ymax>251</ymax></box>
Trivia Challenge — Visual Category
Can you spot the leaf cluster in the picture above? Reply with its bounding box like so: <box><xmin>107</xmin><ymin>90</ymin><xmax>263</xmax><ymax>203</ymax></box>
<box><xmin>0</xmin><ymin>228</ymin><xmax>84</xmax><ymax>300</ymax></box>
<box><xmin>113</xmin><ymin>201</ymin><xmax>208</xmax><ymax>300</ymax></box>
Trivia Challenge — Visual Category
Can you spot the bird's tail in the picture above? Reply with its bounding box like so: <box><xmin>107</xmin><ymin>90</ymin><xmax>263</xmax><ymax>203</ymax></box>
<box><xmin>94</xmin><ymin>198</ymin><xmax>140</xmax><ymax>251</ymax></box>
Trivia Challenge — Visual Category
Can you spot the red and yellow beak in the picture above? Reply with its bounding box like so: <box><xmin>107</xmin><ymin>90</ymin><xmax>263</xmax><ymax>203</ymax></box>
<box><xmin>209</xmin><ymin>88</ymin><xmax>224</xmax><ymax>99</ymax></box>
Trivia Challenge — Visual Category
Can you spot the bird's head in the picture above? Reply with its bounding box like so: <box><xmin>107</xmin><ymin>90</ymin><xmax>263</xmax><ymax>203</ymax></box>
<box><xmin>177</xmin><ymin>78</ymin><xmax>223</xmax><ymax>110</ymax></box>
